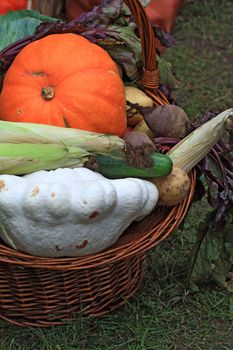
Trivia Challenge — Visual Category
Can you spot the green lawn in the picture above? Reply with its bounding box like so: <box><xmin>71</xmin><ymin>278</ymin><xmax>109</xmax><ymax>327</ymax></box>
<box><xmin>164</xmin><ymin>0</ymin><xmax>232</xmax><ymax>117</ymax></box>
<box><xmin>1</xmin><ymin>0</ymin><xmax>233</xmax><ymax>349</ymax></box>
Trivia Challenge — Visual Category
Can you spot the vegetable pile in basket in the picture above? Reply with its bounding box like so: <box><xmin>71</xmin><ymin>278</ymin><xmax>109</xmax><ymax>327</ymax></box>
<box><xmin>0</xmin><ymin>0</ymin><xmax>232</xmax><ymax>259</ymax></box>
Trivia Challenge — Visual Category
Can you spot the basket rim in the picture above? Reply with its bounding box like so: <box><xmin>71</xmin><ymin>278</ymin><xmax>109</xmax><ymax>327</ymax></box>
<box><xmin>0</xmin><ymin>1</ymin><xmax>196</xmax><ymax>271</ymax></box>
<box><xmin>0</xmin><ymin>170</ymin><xmax>196</xmax><ymax>270</ymax></box>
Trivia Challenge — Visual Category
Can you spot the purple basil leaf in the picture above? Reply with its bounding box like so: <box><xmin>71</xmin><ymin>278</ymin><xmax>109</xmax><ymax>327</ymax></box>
<box><xmin>228</xmin><ymin>190</ymin><xmax>233</xmax><ymax>203</ymax></box>
<box><xmin>152</xmin><ymin>25</ymin><xmax>176</xmax><ymax>48</ymax></box>
<box><xmin>203</xmin><ymin>155</ymin><xmax>224</xmax><ymax>184</ymax></box>
<box><xmin>74</xmin><ymin>0</ymin><xmax>123</xmax><ymax>28</ymax></box>
<box><xmin>159</xmin><ymin>84</ymin><xmax>177</xmax><ymax>105</ymax></box>
<box><xmin>215</xmin><ymin>202</ymin><xmax>227</xmax><ymax>227</ymax></box>
<box><xmin>220</xmin><ymin>189</ymin><xmax>229</xmax><ymax>201</ymax></box>
<box><xmin>207</xmin><ymin>181</ymin><xmax>220</xmax><ymax>208</ymax></box>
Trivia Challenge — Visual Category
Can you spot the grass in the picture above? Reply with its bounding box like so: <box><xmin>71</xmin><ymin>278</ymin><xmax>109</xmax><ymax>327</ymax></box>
<box><xmin>164</xmin><ymin>0</ymin><xmax>233</xmax><ymax>117</ymax></box>
<box><xmin>0</xmin><ymin>0</ymin><xmax>233</xmax><ymax>349</ymax></box>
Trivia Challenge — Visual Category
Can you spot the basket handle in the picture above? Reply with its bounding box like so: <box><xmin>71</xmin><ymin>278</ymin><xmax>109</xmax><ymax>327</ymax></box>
<box><xmin>123</xmin><ymin>0</ymin><xmax>159</xmax><ymax>90</ymax></box>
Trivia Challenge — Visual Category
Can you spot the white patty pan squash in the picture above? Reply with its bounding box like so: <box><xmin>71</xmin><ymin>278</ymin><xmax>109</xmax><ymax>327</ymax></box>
<box><xmin>0</xmin><ymin>168</ymin><xmax>159</xmax><ymax>257</ymax></box>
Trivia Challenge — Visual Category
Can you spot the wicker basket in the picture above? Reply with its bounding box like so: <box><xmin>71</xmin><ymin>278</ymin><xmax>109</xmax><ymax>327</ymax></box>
<box><xmin>28</xmin><ymin>0</ymin><xmax>65</xmax><ymax>18</ymax></box>
<box><xmin>0</xmin><ymin>0</ymin><xmax>196</xmax><ymax>327</ymax></box>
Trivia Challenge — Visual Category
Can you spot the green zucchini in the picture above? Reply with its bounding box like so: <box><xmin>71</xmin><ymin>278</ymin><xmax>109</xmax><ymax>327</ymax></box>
<box><xmin>96</xmin><ymin>152</ymin><xmax>173</xmax><ymax>179</ymax></box>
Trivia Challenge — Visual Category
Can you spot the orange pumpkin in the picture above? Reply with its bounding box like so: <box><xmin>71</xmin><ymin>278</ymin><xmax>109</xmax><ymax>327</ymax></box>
<box><xmin>0</xmin><ymin>33</ymin><xmax>127</xmax><ymax>136</ymax></box>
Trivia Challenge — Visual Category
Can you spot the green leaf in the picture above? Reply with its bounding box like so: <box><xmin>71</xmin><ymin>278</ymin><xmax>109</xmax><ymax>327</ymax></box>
<box><xmin>157</xmin><ymin>55</ymin><xmax>180</xmax><ymax>89</ymax></box>
<box><xmin>0</xmin><ymin>10</ymin><xmax>57</xmax><ymax>51</ymax></box>
<box><xmin>205</xmin><ymin>155</ymin><xmax>224</xmax><ymax>183</ymax></box>
<box><xmin>189</xmin><ymin>211</ymin><xmax>233</xmax><ymax>291</ymax></box>
<box><xmin>101</xmin><ymin>43</ymin><xmax>139</xmax><ymax>80</ymax></box>
<box><xmin>101</xmin><ymin>24</ymin><xmax>142</xmax><ymax>79</ymax></box>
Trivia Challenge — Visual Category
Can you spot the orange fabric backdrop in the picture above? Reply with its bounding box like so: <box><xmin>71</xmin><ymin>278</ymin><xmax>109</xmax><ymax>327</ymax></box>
<box><xmin>0</xmin><ymin>0</ymin><xmax>27</xmax><ymax>14</ymax></box>
<box><xmin>146</xmin><ymin>0</ymin><xmax>185</xmax><ymax>32</ymax></box>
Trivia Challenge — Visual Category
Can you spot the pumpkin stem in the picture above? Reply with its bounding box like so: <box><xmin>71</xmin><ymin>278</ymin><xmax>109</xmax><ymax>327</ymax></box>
<box><xmin>41</xmin><ymin>86</ymin><xmax>55</xmax><ymax>101</ymax></box>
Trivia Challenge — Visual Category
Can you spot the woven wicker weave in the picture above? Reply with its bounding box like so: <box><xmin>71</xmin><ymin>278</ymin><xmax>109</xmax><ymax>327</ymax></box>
<box><xmin>0</xmin><ymin>0</ymin><xmax>196</xmax><ymax>327</ymax></box>
<box><xmin>29</xmin><ymin>0</ymin><xmax>64</xmax><ymax>17</ymax></box>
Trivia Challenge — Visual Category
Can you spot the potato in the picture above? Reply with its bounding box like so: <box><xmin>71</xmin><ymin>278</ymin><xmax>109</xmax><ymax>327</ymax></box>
<box><xmin>134</xmin><ymin>120</ymin><xmax>154</xmax><ymax>138</ymax></box>
<box><xmin>125</xmin><ymin>86</ymin><xmax>153</xmax><ymax>127</ymax></box>
<box><xmin>127</xmin><ymin>113</ymin><xmax>144</xmax><ymax>127</ymax></box>
<box><xmin>125</xmin><ymin>86</ymin><xmax>154</xmax><ymax>107</ymax></box>
<box><xmin>150</xmin><ymin>167</ymin><xmax>190</xmax><ymax>206</ymax></box>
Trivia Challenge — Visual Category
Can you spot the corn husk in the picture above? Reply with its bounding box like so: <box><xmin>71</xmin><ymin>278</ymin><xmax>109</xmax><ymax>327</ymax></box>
<box><xmin>0</xmin><ymin>121</ymin><xmax>125</xmax><ymax>152</ymax></box>
<box><xmin>0</xmin><ymin>143</ymin><xmax>92</xmax><ymax>175</ymax></box>
<box><xmin>0</xmin><ymin>122</ymin><xmax>125</xmax><ymax>174</ymax></box>
<box><xmin>167</xmin><ymin>108</ymin><xmax>233</xmax><ymax>172</ymax></box>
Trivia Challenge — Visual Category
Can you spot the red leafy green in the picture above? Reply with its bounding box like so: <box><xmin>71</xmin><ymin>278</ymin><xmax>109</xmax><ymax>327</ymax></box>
<box><xmin>152</xmin><ymin>110</ymin><xmax>233</xmax><ymax>291</ymax></box>
<box><xmin>188</xmin><ymin>112</ymin><xmax>232</xmax><ymax>290</ymax></box>
<box><xmin>194</xmin><ymin>111</ymin><xmax>233</xmax><ymax>227</ymax></box>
